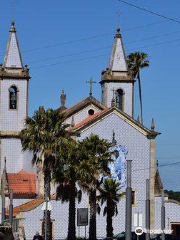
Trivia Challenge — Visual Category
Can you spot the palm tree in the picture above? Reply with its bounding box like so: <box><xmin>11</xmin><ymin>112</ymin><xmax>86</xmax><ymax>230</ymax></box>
<box><xmin>97</xmin><ymin>178</ymin><xmax>124</xmax><ymax>238</ymax></box>
<box><xmin>53</xmin><ymin>139</ymin><xmax>82</xmax><ymax>240</ymax></box>
<box><xmin>78</xmin><ymin>134</ymin><xmax>113</xmax><ymax>240</ymax></box>
<box><xmin>127</xmin><ymin>52</ymin><xmax>149</xmax><ymax>124</ymax></box>
<box><xmin>20</xmin><ymin>106</ymin><xmax>68</xmax><ymax>240</ymax></box>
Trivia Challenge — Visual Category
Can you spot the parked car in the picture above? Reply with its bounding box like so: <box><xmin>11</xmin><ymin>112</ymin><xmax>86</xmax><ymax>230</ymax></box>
<box><xmin>113</xmin><ymin>232</ymin><xmax>146</xmax><ymax>240</ymax></box>
<box><xmin>111</xmin><ymin>232</ymin><xmax>180</xmax><ymax>240</ymax></box>
<box><xmin>150</xmin><ymin>234</ymin><xmax>180</xmax><ymax>240</ymax></box>
<box><xmin>0</xmin><ymin>226</ymin><xmax>14</xmax><ymax>240</ymax></box>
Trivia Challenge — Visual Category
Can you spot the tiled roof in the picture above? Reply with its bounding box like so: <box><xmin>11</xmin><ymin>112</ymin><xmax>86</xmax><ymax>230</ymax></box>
<box><xmin>7</xmin><ymin>169</ymin><xmax>36</xmax><ymax>198</ymax></box>
<box><xmin>60</xmin><ymin>98</ymin><xmax>88</xmax><ymax>113</ymax></box>
<box><xmin>70</xmin><ymin>108</ymin><xmax>109</xmax><ymax>130</ymax></box>
<box><xmin>6</xmin><ymin>196</ymin><xmax>56</xmax><ymax>216</ymax></box>
<box><xmin>58</xmin><ymin>96</ymin><xmax>106</xmax><ymax>119</ymax></box>
<box><xmin>70</xmin><ymin>106</ymin><xmax>160</xmax><ymax>138</ymax></box>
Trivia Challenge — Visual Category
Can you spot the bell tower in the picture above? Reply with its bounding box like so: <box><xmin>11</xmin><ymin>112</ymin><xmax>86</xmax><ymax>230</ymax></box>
<box><xmin>0</xmin><ymin>21</ymin><xmax>32</xmax><ymax>174</ymax></box>
<box><xmin>100</xmin><ymin>27</ymin><xmax>135</xmax><ymax>117</ymax></box>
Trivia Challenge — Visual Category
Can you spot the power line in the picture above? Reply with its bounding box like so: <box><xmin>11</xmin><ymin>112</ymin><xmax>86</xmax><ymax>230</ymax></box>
<box><xmin>29</xmin><ymin>45</ymin><xmax>112</xmax><ymax>64</ymax></box>
<box><xmin>0</xmin><ymin>18</ymin><xmax>179</xmax><ymax>58</ymax></box>
<box><xmin>31</xmin><ymin>37</ymin><xmax>180</xmax><ymax>69</ymax></box>
<box><xmin>118</xmin><ymin>0</ymin><xmax>180</xmax><ymax>24</ymax></box>
<box><xmin>15</xmin><ymin>18</ymin><xmax>180</xmax><ymax>54</ymax></box>
<box><xmin>29</xmin><ymin>29</ymin><xmax>180</xmax><ymax>65</ymax></box>
<box><xmin>132</xmin><ymin>161</ymin><xmax>180</xmax><ymax>173</ymax></box>
<box><xmin>31</xmin><ymin>53</ymin><xmax>110</xmax><ymax>69</ymax></box>
<box><xmin>157</xmin><ymin>156</ymin><xmax>180</xmax><ymax>160</ymax></box>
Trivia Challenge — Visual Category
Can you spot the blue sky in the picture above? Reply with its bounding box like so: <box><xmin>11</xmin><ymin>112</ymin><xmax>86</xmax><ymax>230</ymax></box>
<box><xmin>0</xmin><ymin>0</ymin><xmax>180</xmax><ymax>190</ymax></box>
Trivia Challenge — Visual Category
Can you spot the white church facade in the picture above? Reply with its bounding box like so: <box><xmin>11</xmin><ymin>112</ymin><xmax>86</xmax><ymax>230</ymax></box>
<box><xmin>0</xmin><ymin>22</ymin><xmax>180</xmax><ymax>240</ymax></box>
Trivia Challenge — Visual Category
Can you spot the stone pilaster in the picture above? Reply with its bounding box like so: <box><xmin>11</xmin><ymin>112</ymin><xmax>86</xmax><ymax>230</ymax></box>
<box><xmin>150</xmin><ymin>138</ymin><xmax>155</xmax><ymax>230</ymax></box>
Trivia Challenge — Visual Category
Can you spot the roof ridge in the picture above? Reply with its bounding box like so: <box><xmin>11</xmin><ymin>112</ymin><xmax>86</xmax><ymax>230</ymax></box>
<box><xmin>70</xmin><ymin>106</ymin><xmax>160</xmax><ymax>137</ymax></box>
<box><xmin>69</xmin><ymin>108</ymin><xmax>109</xmax><ymax>130</ymax></box>
<box><xmin>6</xmin><ymin>195</ymin><xmax>56</xmax><ymax>216</ymax></box>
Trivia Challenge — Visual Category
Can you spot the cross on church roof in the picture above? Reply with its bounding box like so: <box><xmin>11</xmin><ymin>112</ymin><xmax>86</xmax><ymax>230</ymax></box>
<box><xmin>116</xmin><ymin>10</ymin><xmax>121</xmax><ymax>31</ymax></box>
<box><xmin>86</xmin><ymin>77</ymin><xmax>97</xmax><ymax>96</ymax></box>
<box><xmin>11</xmin><ymin>1</ymin><xmax>16</xmax><ymax>22</ymax></box>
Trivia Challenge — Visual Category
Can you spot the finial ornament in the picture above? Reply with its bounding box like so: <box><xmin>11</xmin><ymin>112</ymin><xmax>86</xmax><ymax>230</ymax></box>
<box><xmin>71</xmin><ymin>116</ymin><xmax>75</xmax><ymax>128</ymax></box>
<box><xmin>156</xmin><ymin>160</ymin><xmax>159</xmax><ymax>169</ymax></box>
<box><xmin>112</xmin><ymin>130</ymin><xmax>117</xmax><ymax>146</ymax></box>
<box><xmin>137</xmin><ymin>115</ymin><xmax>140</xmax><ymax>123</ymax></box>
<box><xmin>151</xmin><ymin>118</ymin><xmax>155</xmax><ymax>131</ymax></box>
<box><xmin>86</xmin><ymin>77</ymin><xmax>97</xmax><ymax>97</ymax></box>
<box><xmin>60</xmin><ymin>90</ymin><xmax>66</xmax><ymax>107</ymax></box>
<box><xmin>4</xmin><ymin>157</ymin><xmax>6</xmax><ymax>171</ymax></box>
<box><xmin>10</xmin><ymin>20</ymin><xmax>16</xmax><ymax>32</ymax></box>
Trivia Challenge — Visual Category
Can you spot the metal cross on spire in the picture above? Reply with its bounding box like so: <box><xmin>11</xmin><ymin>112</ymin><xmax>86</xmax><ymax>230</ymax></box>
<box><xmin>11</xmin><ymin>1</ymin><xmax>16</xmax><ymax>22</ymax></box>
<box><xmin>86</xmin><ymin>77</ymin><xmax>97</xmax><ymax>96</ymax></box>
<box><xmin>116</xmin><ymin>10</ymin><xmax>121</xmax><ymax>32</ymax></box>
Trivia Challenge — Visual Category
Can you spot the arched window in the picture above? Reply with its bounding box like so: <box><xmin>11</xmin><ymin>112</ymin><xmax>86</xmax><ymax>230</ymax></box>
<box><xmin>9</xmin><ymin>86</ymin><xmax>18</xmax><ymax>109</ymax></box>
<box><xmin>116</xmin><ymin>89</ymin><xmax>124</xmax><ymax>110</ymax></box>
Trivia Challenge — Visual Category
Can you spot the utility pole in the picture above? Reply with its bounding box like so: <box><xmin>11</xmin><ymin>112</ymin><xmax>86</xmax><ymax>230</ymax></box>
<box><xmin>44</xmin><ymin>194</ymin><xmax>49</xmax><ymax>240</ymax></box>
<box><xmin>145</xmin><ymin>179</ymin><xmax>150</xmax><ymax>240</ymax></box>
<box><xmin>125</xmin><ymin>160</ymin><xmax>132</xmax><ymax>240</ymax></box>
<box><xmin>9</xmin><ymin>189</ymin><xmax>13</xmax><ymax>228</ymax></box>
<box><xmin>1</xmin><ymin>194</ymin><xmax>5</xmax><ymax>224</ymax></box>
<box><xmin>161</xmin><ymin>189</ymin><xmax>165</xmax><ymax>240</ymax></box>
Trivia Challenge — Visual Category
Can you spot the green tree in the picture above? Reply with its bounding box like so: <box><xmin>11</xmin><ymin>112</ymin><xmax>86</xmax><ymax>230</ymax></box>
<box><xmin>78</xmin><ymin>134</ymin><xmax>113</xmax><ymax>240</ymax></box>
<box><xmin>127</xmin><ymin>52</ymin><xmax>149</xmax><ymax>124</ymax></box>
<box><xmin>53</xmin><ymin>139</ymin><xmax>82</xmax><ymax>240</ymax></box>
<box><xmin>165</xmin><ymin>190</ymin><xmax>180</xmax><ymax>202</ymax></box>
<box><xmin>97</xmin><ymin>179</ymin><xmax>124</xmax><ymax>238</ymax></box>
<box><xmin>20</xmin><ymin>106</ymin><xmax>68</xmax><ymax>240</ymax></box>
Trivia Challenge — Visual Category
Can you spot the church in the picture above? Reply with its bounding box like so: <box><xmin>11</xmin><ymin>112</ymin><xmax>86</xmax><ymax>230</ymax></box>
<box><xmin>1</xmin><ymin>21</ymin><xmax>180</xmax><ymax>240</ymax></box>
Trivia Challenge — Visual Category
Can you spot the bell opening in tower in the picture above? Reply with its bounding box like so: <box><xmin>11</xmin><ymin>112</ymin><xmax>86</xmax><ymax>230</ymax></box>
<box><xmin>116</xmin><ymin>89</ymin><xmax>124</xmax><ymax>111</ymax></box>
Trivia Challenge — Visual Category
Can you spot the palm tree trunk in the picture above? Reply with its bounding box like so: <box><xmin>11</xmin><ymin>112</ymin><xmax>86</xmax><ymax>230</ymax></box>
<box><xmin>138</xmin><ymin>71</ymin><xmax>143</xmax><ymax>124</ymax></box>
<box><xmin>106</xmin><ymin>200</ymin><xmax>113</xmax><ymax>238</ymax></box>
<box><xmin>68</xmin><ymin>181</ymin><xmax>76</xmax><ymax>240</ymax></box>
<box><xmin>89</xmin><ymin>189</ymin><xmax>97</xmax><ymax>240</ymax></box>
<box><xmin>44</xmin><ymin>161</ymin><xmax>52</xmax><ymax>240</ymax></box>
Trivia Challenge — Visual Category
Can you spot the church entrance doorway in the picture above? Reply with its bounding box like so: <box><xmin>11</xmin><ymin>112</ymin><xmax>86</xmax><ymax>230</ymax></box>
<box><xmin>171</xmin><ymin>223</ymin><xmax>180</xmax><ymax>237</ymax></box>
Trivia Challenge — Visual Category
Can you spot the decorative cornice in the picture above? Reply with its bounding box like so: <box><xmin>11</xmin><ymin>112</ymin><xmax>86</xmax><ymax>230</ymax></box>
<box><xmin>0</xmin><ymin>67</ymin><xmax>30</xmax><ymax>80</ymax></box>
<box><xmin>100</xmin><ymin>71</ymin><xmax>135</xmax><ymax>84</ymax></box>
<box><xmin>0</xmin><ymin>131</ymin><xmax>20</xmax><ymax>138</ymax></box>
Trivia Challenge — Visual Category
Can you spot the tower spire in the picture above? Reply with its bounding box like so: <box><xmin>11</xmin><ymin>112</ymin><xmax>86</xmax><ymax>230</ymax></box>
<box><xmin>109</xmin><ymin>24</ymin><xmax>127</xmax><ymax>73</ymax></box>
<box><xmin>4</xmin><ymin>21</ymin><xmax>23</xmax><ymax>68</ymax></box>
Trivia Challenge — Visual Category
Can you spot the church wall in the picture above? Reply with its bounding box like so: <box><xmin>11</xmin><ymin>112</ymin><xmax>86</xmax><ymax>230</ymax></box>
<box><xmin>0</xmin><ymin>138</ymin><xmax>34</xmax><ymax>174</ymax></box>
<box><xmin>23</xmin><ymin>194</ymin><xmax>90</xmax><ymax>240</ymax></box>
<box><xmin>106</xmin><ymin>82</ymin><xmax>133</xmax><ymax>117</ymax></box>
<box><xmin>65</xmin><ymin>104</ymin><xmax>101</xmax><ymax>125</ymax></box>
<box><xmin>21</xmin><ymin>113</ymin><xmax>154</xmax><ymax>239</ymax></box>
<box><xmin>0</xmin><ymin>79</ymin><xmax>27</xmax><ymax>132</ymax></box>
<box><xmin>76</xmin><ymin>113</ymin><xmax>151</xmax><ymax>234</ymax></box>
<box><xmin>155</xmin><ymin>197</ymin><xmax>180</xmax><ymax>231</ymax></box>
